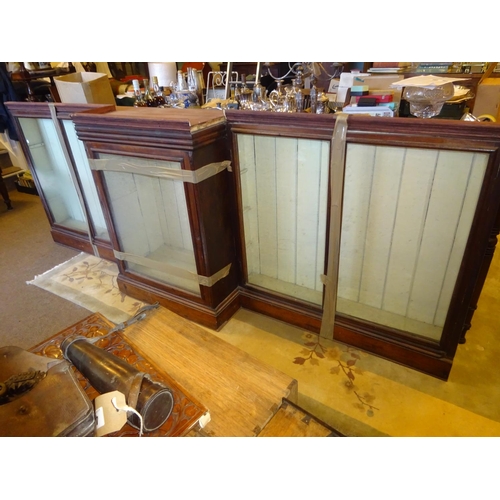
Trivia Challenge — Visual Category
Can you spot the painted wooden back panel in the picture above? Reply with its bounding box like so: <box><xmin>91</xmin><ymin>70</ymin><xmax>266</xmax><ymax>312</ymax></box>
<box><xmin>237</xmin><ymin>133</ymin><xmax>488</xmax><ymax>341</ymax></box>
<box><xmin>98</xmin><ymin>152</ymin><xmax>199</xmax><ymax>295</ymax></box>
<box><xmin>237</xmin><ymin>134</ymin><xmax>329</xmax><ymax>305</ymax></box>
<box><xmin>339</xmin><ymin>144</ymin><xmax>487</xmax><ymax>340</ymax></box>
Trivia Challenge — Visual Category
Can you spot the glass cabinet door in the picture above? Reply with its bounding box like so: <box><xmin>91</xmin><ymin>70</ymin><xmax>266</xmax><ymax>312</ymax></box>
<box><xmin>236</xmin><ymin>134</ymin><xmax>488</xmax><ymax>343</ymax></box>
<box><xmin>19</xmin><ymin>117</ymin><xmax>86</xmax><ymax>232</ymax></box>
<box><xmin>97</xmin><ymin>152</ymin><xmax>200</xmax><ymax>296</ymax></box>
<box><xmin>62</xmin><ymin>121</ymin><xmax>109</xmax><ymax>241</ymax></box>
<box><xmin>337</xmin><ymin>143</ymin><xmax>488</xmax><ymax>342</ymax></box>
<box><xmin>237</xmin><ymin>133</ymin><xmax>330</xmax><ymax>306</ymax></box>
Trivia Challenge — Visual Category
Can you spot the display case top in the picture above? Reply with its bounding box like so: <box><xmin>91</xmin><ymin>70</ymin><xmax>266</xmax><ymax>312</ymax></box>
<box><xmin>71</xmin><ymin>107</ymin><xmax>227</xmax><ymax>149</ymax></box>
<box><xmin>5</xmin><ymin>101</ymin><xmax>116</xmax><ymax>119</ymax></box>
<box><xmin>224</xmin><ymin>109</ymin><xmax>500</xmax><ymax>147</ymax></box>
<box><xmin>74</xmin><ymin>107</ymin><xmax>226</xmax><ymax>132</ymax></box>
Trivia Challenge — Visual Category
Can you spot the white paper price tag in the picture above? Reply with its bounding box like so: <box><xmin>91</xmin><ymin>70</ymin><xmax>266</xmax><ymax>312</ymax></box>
<box><xmin>94</xmin><ymin>390</ymin><xmax>128</xmax><ymax>437</ymax></box>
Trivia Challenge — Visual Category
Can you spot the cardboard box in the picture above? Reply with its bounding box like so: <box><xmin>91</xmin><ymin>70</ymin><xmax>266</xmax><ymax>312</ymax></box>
<box><xmin>54</xmin><ymin>72</ymin><xmax>115</xmax><ymax>105</ymax></box>
<box><xmin>472</xmin><ymin>78</ymin><xmax>500</xmax><ymax>119</ymax></box>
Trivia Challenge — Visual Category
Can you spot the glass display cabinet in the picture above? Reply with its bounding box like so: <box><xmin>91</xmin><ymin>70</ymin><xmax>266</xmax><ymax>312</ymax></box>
<box><xmin>21</xmin><ymin>101</ymin><xmax>497</xmax><ymax>380</ymax></box>
<box><xmin>6</xmin><ymin>102</ymin><xmax>115</xmax><ymax>259</ymax></box>
<box><xmin>226</xmin><ymin>111</ymin><xmax>500</xmax><ymax>379</ymax></box>
<box><xmin>71</xmin><ymin>108</ymin><xmax>240</xmax><ymax>329</ymax></box>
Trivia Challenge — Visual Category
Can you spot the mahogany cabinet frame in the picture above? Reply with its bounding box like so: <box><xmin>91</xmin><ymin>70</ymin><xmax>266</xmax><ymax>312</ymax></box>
<box><xmin>225</xmin><ymin>110</ymin><xmax>500</xmax><ymax>379</ymax></box>
<box><xmin>71</xmin><ymin>108</ymin><xmax>240</xmax><ymax>329</ymax></box>
<box><xmin>6</xmin><ymin>102</ymin><xmax>116</xmax><ymax>260</ymax></box>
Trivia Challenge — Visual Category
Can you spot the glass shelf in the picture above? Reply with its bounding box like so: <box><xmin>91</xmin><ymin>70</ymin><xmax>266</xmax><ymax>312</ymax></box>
<box><xmin>19</xmin><ymin>117</ymin><xmax>86</xmax><ymax>231</ymax></box>
<box><xmin>98</xmin><ymin>152</ymin><xmax>200</xmax><ymax>296</ymax></box>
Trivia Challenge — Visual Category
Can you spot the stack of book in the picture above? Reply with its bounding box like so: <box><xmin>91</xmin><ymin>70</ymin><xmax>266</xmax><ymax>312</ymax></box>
<box><xmin>368</xmin><ymin>62</ymin><xmax>412</xmax><ymax>73</ymax></box>
<box><xmin>414</xmin><ymin>62</ymin><xmax>454</xmax><ymax>73</ymax></box>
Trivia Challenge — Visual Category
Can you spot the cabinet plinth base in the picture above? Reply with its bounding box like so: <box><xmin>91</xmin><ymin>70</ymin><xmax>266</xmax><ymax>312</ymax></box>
<box><xmin>117</xmin><ymin>274</ymin><xmax>241</xmax><ymax>330</ymax></box>
<box><xmin>239</xmin><ymin>286</ymin><xmax>453</xmax><ymax>381</ymax></box>
<box><xmin>51</xmin><ymin>228</ymin><xmax>115</xmax><ymax>262</ymax></box>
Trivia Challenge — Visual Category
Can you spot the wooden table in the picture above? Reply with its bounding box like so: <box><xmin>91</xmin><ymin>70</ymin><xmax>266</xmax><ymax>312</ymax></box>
<box><xmin>29</xmin><ymin>306</ymin><xmax>309</xmax><ymax>437</ymax></box>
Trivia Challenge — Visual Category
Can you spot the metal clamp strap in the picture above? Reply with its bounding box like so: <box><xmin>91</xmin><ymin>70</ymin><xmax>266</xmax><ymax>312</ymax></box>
<box><xmin>113</xmin><ymin>250</ymin><xmax>231</xmax><ymax>287</ymax></box>
<box><xmin>89</xmin><ymin>158</ymin><xmax>231</xmax><ymax>184</ymax></box>
<box><xmin>319</xmin><ymin>113</ymin><xmax>349</xmax><ymax>339</ymax></box>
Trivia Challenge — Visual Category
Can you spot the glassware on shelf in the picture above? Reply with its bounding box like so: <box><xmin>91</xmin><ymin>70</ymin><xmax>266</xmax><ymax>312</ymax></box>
<box><xmin>233</xmin><ymin>82</ymin><xmax>241</xmax><ymax>105</ymax></box>
<box><xmin>287</xmin><ymin>79</ymin><xmax>303</xmax><ymax>113</ymax></box>
<box><xmin>309</xmin><ymin>77</ymin><xmax>318</xmax><ymax>114</ymax></box>
<box><xmin>315</xmin><ymin>91</ymin><xmax>330</xmax><ymax>114</ymax></box>
<box><xmin>281</xmin><ymin>91</ymin><xmax>296</xmax><ymax>113</ymax></box>
<box><xmin>403</xmin><ymin>83</ymin><xmax>455</xmax><ymax>118</ymax></box>
<box><xmin>152</xmin><ymin>76</ymin><xmax>166</xmax><ymax>107</ymax></box>
<box><xmin>170</xmin><ymin>70</ymin><xmax>199</xmax><ymax>108</ymax></box>
<box><xmin>187</xmin><ymin>67</ymin><xmax>203</xmax><ymax>105</ymax></box>
<box><xmin>252</xmin><ymin>82</ymin><xmax>267</xmax><ymax>103</ymax></box>
<box><xmin>269</xmin><ymin>79</ymin><xmax>286</xmax><ymax>111</ymax></box>
<box><xmin>247</xmin><ymin>92</ymin><xmax>271</xmax><ymax>111</ymax></box>
<box><xmin>238</xmin><ymin>74</ymin><xmax>253</xmax><ymax>110</ymax></box>
<box><xmin>142</xmin><ymin>79</ymin><xmax>156</xmax><ymax>107</ymax></box>
<box><xmin>176</xmin><ymin>70</ymin><xmax>188</xmax><ymax>91</ymax></box>
<box><xmin>294</xmin><ymin>65</ymin><xmax>306</xmax><ymax>88</ymax></box>
<box><xmin>187</xmin><ymin>67</ymin><xmax>197</xmax><ymax>91</ymax></box>
<box><xmin>200</xmin><ymin>63</ymin><xmax>339</xmax><ymax>114</ymax></box>
<box><xmin>132</xmin><ymin>79</ymin><xmax>147</xmax><ymax>107</ymax></box>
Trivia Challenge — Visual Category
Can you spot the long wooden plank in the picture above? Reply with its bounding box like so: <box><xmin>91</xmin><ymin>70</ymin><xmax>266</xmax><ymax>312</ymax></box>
<box><xmin>123</xmin><ymin>306</ymin><xmax>298</xmax><ymax>437</ymax></box>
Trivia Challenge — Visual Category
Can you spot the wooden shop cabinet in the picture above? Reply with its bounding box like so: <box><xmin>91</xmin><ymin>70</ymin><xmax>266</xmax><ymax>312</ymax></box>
<box><xmin>225</xmin><ymin>110</ymin><xmax>500</xmax><ymax>380</ymax></box>
<box><xmin>71</xmin><ymin>107</ymin><xmax>240</xmax><ymax>329</ymax></box>
<box><xmin>6</xmin><ymin>102</ymin><xmax>116</xmax><ymax>260</ymax></box>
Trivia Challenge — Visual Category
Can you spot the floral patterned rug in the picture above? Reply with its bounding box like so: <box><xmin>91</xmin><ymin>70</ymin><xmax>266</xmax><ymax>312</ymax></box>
<box><xmin>27</xmin><ymin>252</ymin><xmax>147</xmax><ymax>325</ymax></box>
<box><xmin>28</xmin><ymin>251</ymin><xmax>500</xmax><ymax>437</ymax></box>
